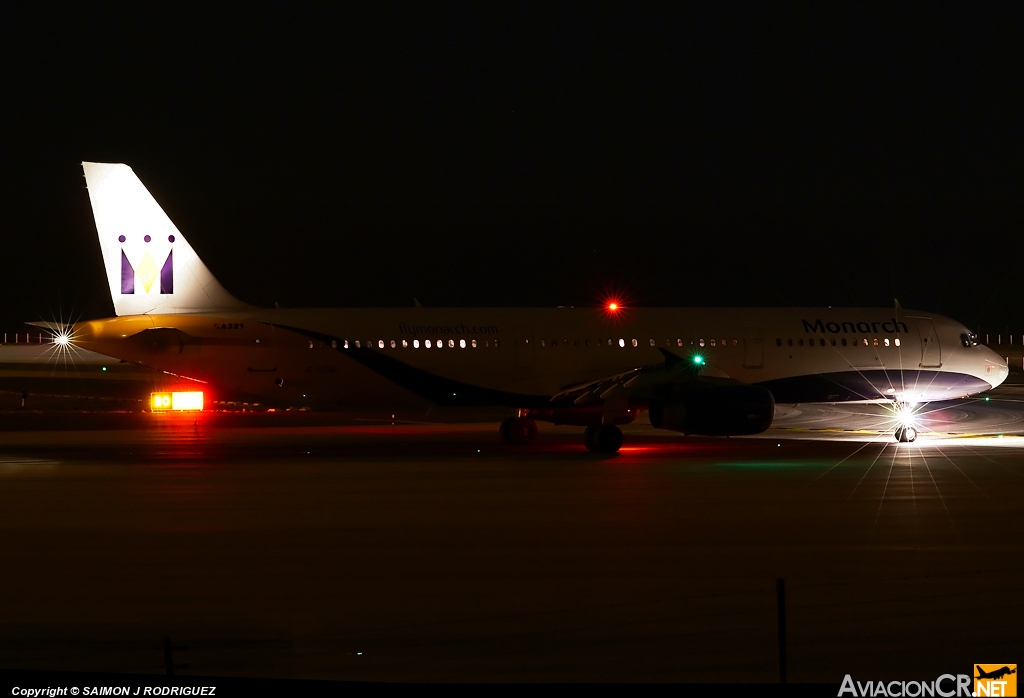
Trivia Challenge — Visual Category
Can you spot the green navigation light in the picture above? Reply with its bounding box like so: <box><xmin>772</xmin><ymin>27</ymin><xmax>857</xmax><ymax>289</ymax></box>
<box><xmin>693</xmin><ymin>355</ymin><xmax>704</xmax><ymax>365</ymax></box>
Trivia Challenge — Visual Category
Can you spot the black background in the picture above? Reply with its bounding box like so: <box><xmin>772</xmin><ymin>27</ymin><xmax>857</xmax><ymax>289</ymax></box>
<box><xmin>2</xmin><ymin>3</ymin><xmax>1022</xmax><ymax>329</ymax></box>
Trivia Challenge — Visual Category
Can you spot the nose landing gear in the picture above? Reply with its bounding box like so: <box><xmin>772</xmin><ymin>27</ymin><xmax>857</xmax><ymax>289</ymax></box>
<box><xmin>893</xmin><ymin>402</ymin><xmax>918</xmax><ymax>442</ymax></box>
<box><xmin>894</xmin><ymin>425</ymin><xmax>917</xmax><ymax>442</ymax></box>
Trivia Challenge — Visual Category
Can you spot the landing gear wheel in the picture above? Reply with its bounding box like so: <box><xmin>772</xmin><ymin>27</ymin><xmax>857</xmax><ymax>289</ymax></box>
<box><xmin>500</xmin><ymin>417</ymin><xmax>538</xmax><ymax>444</ymax></box>
<box><xmin>895</xmin><ymin>426</ymin><xmax>917</xmax><ymax>443</ymax></box>
<box><xmin>585</xmin><ymin>424</ymin><xmax>623</xmax><ymax>454</ymax></box>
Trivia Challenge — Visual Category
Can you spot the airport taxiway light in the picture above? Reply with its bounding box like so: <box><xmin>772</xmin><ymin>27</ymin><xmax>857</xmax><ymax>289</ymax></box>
<box><xmin>151</xmin><ymin>391</ymin><xmax>204</xmax><ymax>411</ymax></box>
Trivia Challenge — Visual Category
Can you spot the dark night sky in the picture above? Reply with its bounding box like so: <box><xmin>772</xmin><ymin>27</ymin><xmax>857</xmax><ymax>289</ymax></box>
<box><xmin>2</xmin><ymin>3</ymin><xmax>1023</xmax><ymax>329</ymax></box>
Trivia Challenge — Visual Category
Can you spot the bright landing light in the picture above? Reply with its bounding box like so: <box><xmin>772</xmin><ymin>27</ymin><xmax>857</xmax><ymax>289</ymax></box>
<box><xmin>54</xmin><ymin>332</ymin><xmax>72</xmax><ymax>347</ymax></box>
<box><xmin>895</xmin><ymin>405</ymin><xmax>917</xmax><ymax>429</ymax></box>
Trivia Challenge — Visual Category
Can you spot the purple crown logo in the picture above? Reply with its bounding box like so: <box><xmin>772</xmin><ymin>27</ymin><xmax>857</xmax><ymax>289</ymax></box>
<box><xmin>119</xmin><ymin>234</ymin><xmax>174</xmax><ymax>295</ymax></box>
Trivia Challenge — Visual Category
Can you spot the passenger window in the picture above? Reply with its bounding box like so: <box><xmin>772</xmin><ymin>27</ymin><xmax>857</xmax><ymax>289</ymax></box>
<box><xmin>494</xmin><ymin>339</ymin><xmax>500</xmax><ymax>347</ymax></box>
<box><xmin>355</xmin><ymin>340</ymin><xmax>361</xmax><ymax>348</ymax></box>
<box><xmin>862</xmin><ymin>338</ymin><xmax>869</xmax><ymax>346</ymax></box>
<box><xmin>787</xmin><ymin>339</ymin><xmax>793</xmax><ymax>347</ymax></box>
<box><xmin>459</xmin><ymin>339</ymin><xmax>466</xmax><ymax>348</ymax></box>
<box><xmin>402</xmin><ymin>339</ymin><xmax>408</xmax><ymax>348</ymax></box>
<box><xmin>649</xmin><ymin>338</ymin><xmax>656</xmax><ymax>347</ymax></box>
<box><xmin>448</xmin><ymin>339</ymin><xmax>454</xmax><ymax>348</ymax></box>
<box><xmin>710</xmin><ymin>339</ymin><xmax>716</xmax><ymax>347</ymax></box>
<box><xmin>631</xmin><ymin>339</ymin><xmax>638</xmax><ymax>347</ymax></box>
<box><xmin>619</xmin><ymin>339</ymin><xmax>625</xmax><ymax>347</ymax></box>
<box><xmin>677</xmin><ymin>339</ymin><xmax>684</xmax><ymax>347</ymax></box>
<box><xmin>798</xmin><ymin>339</ymin><xmax>804</xmax><ymax>347</ymax></box>
<box><xmin>483</xmin><ymin>339</ymin><xmax>489</xmax><ymax>347</ymax></box>
<box><xmin>894</xmin><ymin>338</ymin><xmax>900</xmax><ymax>347</ymax></box>
<box><xmin>343</xmin><ymin>340</ymin><xmax>350</xmax><ymax>349</ymax></box>
<box><xmin>471</xmin><ymin>339</ymin><xmax>477</xmax><ymax>348</ymax></box>
<box><xmin>699</xmin><ymin>339</ymin><xmax>705</xmax><ymax>347</ymax></box>
<box><xmin>884</xmin><ymin>338</ymin><xmax>890</xmax><ymax>347</ymax></box>
<box><xmin>390</xmin><ymin>340</ymin><xmax>396</xmax><ymax>348</ymax></box>
<box><xmin>540</xmin><ymin>339</ymin><xmax>546</xmax><ymax>347</ymax></box>
<box><xmin>586</xmin><ymin>339</ymin><xmax>591</xmax><ymax>347</ymax></box>
<box><xmin>425</xmin><ymin>340</ymin><xmax>432</xmax><ymax>348</ymax></box>
<box><xmin>413</xmin><ymin>339</ymin><xmax>420</xmax><ymax>348</ymax></box>
<box><xmin>830</xmin><ymin>338</ymin><xmax>836</xmax><ymax>346</ymax></box>
<box><xmin>776</xmin><ymin>338</ymin><xmax>782</xmax><ymax>347</ymax></box>
<box><xmin>841</xmin><ymin>338</ymin><xmax>847</xmax><ymax>347</ymax></box>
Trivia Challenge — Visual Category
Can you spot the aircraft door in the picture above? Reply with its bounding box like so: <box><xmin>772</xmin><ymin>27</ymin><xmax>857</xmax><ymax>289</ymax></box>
<box><xmin>917</xmin><ymin>320</ymin><xmax>942</xmax><ymax>367</ymax></box>
<box><xmin>742</xmin><ymin>332</ymin><xmax>763</xmax><ymax>368</ymax></box>
<box><xmin>515</xmin><ymin>330</ymin><xmax>534</xmax><ymax>368</ymax></box>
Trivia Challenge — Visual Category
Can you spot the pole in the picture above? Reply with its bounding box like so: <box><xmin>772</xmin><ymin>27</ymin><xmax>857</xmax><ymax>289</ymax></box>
<box><xmin>163</xmin><ymin>636</ymin><xmax>175</xmax><ymax>676</ymax></box>
<box><xmin>777</xmin><ymin>578</ymin><xmax>787</xmax><ymax>684</ymax></box>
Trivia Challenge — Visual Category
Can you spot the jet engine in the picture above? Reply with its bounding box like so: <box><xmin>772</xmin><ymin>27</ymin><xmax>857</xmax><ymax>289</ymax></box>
<box><xmin>648</xmin><ymin>384</ymin><xmax>775</xmax><ymax>436</ymax></box>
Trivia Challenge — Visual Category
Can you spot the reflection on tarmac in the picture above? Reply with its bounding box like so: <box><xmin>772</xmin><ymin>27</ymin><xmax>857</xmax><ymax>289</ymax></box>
<box><xmin>771</xmin><ymin>384</ymin><xmax>1024</xmax><ymax>441</ymax></box>
<box><xmin>0</xmin><ymin>386</ymin><xmax>1022</xmax><ymax>681</ymax></box>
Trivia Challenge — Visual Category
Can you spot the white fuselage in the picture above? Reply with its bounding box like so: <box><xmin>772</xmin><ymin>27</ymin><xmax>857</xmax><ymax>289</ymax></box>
<box><xmin>74</xmin><ymin>306</ymin><xmax>1007</xmax><ymax>413</ymax></box>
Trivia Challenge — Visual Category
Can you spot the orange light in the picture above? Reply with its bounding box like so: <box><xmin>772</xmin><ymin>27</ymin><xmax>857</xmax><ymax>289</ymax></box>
<box><xmin>151</xmin><ymin>391</ymin><xmax>204</xmax><ymax>411</ymax></box>
<box><xmin>607</xmin><ymin>302</ymin><xmax>619</xmax><ymax>311</ymax></box>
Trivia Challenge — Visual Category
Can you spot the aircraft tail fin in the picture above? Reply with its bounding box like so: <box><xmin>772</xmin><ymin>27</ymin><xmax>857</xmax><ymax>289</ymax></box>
<box><xmin>82</xmin><ymin>162</ymin><xmax>251</xmax><ymax>316</ymax></box>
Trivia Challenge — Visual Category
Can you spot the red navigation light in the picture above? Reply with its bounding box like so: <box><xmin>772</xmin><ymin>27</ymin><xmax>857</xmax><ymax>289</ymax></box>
<box><xmin>607</xmin><ymin>301</ymin><xmax>620</xmax><ymax>312</ymax></box>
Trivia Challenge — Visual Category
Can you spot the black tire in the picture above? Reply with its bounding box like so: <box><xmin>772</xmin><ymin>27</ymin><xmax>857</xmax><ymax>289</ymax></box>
<box><xmin>894</xmin><ymin>427</ymin><xmax>905</xmax><ymax>442</ymax></box>
<box><xmin>586</xmin><ymin>424</ymin><xmax>623</xmax><ymax>453</ymax></box>
<box><xmin>597</xmin><ymin>424</ymin><xmax>623</xmax><ymax>453</ymax></box>
<box><xmin>500</xmin><ymin>417</ymin><xmax>515</xmax><ymax>444</ymax></box>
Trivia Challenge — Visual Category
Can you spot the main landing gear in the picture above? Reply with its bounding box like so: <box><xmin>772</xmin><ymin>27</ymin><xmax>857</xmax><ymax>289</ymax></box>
<box><xmin>499</xmin><ymin>417</ymin><xmax>624</xmax><ymax>454</ymax></box>
<box><xmin>500</xmin><ymin>416</ymin><xmax>538</xmax><ymax>444</ymax></box>
<box><xmin>584</xmin><ymin>424</ymin><xmax>623</xmax><ymax>454</ymax></box>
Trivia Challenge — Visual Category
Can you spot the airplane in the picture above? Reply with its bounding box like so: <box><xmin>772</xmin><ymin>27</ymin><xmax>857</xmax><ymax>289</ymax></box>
<box><xmin>59</xmin><ymin>162</ymin><xmax>1009</xmax><ymax>452</ymax></box>
<box><xmin>976</xmin><ymin>666</ymin><xmax>1016</xmax><ymax>681</ymax></box>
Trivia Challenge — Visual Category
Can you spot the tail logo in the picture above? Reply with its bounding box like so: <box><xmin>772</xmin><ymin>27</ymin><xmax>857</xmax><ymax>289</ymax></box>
<box><xmin>119</xmin><ymin>234</ymin><xmax>174</xmax><ymax>295</ymax></box>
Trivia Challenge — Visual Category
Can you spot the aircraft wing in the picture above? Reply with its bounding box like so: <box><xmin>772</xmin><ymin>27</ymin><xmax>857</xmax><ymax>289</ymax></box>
<box><xmin>551</xmin><ymin>348</ymin><xmax>735</xmax><ymax>406</ymax></box>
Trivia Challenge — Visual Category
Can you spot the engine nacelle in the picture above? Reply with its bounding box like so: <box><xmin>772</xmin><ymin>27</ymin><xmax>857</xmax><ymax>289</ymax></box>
<box><xmin>648</xmin><ymin>384</ymin><xmax>775</xmax><ymax>436</ymax></box>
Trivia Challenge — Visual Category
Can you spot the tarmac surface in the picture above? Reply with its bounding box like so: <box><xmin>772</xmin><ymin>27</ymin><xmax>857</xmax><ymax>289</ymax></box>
<box><xmin>1</xmin><ymin>388</ymin><xmax>1023</xmax><ymax>682</ymax></box>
